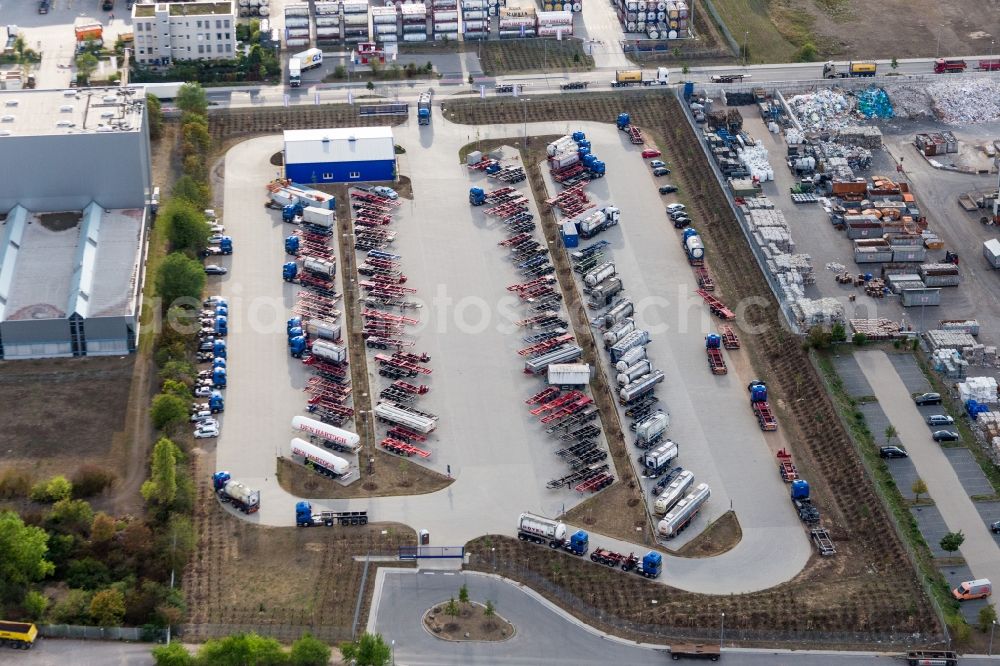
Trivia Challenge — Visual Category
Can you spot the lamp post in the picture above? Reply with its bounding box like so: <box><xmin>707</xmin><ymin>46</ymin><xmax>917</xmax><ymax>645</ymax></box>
<box><xmin>720</xmin><ymin>612</ymin><xmax>725</xmax><ymax>648</ymax></box>
<box><xmin>391</xmin><ymin>639</ymin><xmax>396</xmax><ymax>665</ymax></box>
<box><xmin>743</xmin><ymin>31</ymin><xmax>749</xmax><ymax>66</ymax></box>
<box><xmin>990</xmin><ymin>620</ymin><xmax>997</xmax><ymax>655</ymax></box>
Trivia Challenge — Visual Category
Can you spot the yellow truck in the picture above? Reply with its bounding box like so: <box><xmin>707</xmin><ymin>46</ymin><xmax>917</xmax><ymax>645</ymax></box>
<box><xmin>611</xmin><ymin>67</ymin><xmax>670</xmax><ymax>88</ymax></box>
<box><xmin>0</xmin><ymin>621</ymin><xmax>38</xmax><ymax>649</ymax></box>
<box><xmin>822</xmin><ymin>61</ymin><xmax>877</xmax><ymax>78</ymax></box>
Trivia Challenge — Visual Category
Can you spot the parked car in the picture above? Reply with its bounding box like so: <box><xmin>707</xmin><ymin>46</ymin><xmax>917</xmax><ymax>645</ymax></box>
<box><xmin>204</xmin><ymin>265</ymin><xmax>228</xmax><ymax>275</ymax></box>
<box><xmin>38</xmin><ymin>0</ymin><xmax>49</xmax><ymax>12</ymax></box>
<box><xmin>991</xmin><ymin>520</ymin><xmax>1000</xmax><ymax>534</ymax></box>
<box><xmin>193</xmin><ymin>386</ymin><xmax>213</xmax><ymax>397</ymax></box>
<box><xmin>641</xmin><ymin>148</ymin><xmax>662</xmax><ymax>158</ymax></box>
<box><xmin>914</xmin><ymin>392</ymin><xmax>942</xmax><ymax>405</ymax></box>
<box><xmin>194</xmin><ymin>424</ymin><xmax>220</xmax><ymax>439</ymax></box>
<box><xmin>201</xmin><ymin>247</ymin><xmax>223</xmax><ymax>258</ymax></box>
<box><xmin>658</xmin><ymin>185</ymin><xmax>678</xmax><ymax>195</ymax></box>
<box><xmin>672</xmin><ymin>216</ymin><xmax>691</xmax><ymax>229</ymax></box>
<box><xmin>354</xmin><ymin>185</ymin><xmax>374</xmax><ymax>193</ymax></box>
<box><xmin>206</xmin><ymin>234</ymin><xmax>225</xmax><ymax>244</ymax></box>
<box><xmin>190</xmin><ymin>410</ymin><xmax>213</xmax><ymax>423</ymax></box>
<box><xmin>649</xmin><ymin>160</ymin><xmax>666</xmax><ymax>169</ymax></box>
<box><xmin>670</xmin><ymin>210</ymin><xmax>689</xmax><ymax>221</ymax></box>
<box><xmin>665</xmin><ymin>203</ymin><xmax>686</xmax><ymax>213</ymax></box>
<box><xmin>652</xmin><ymin>167</ymin><xmax>671</xmax><ymax>177</ymax></box>
<box><xmin>879</xmin><ymin>446</ymin><xmax>908</xmax><ymax>459</ymax></box>
<box><xmin>209</xmin><ymin>223</ymin><xmax>225</xmax><ymax>233</ymax></box>
<box><xmin>373</xmin><ymin>186</ymin><xmax>398</xmax><ymax>200</ymax></box>
<box><xmin>927</xmin><ymin>414</ymin><xmax>955</xmax><ymax>426</ymax></box>
<box><xmin>932</xmin><ymin>430</ymin><xmax>960</xmax><ymax>442</ymax></box>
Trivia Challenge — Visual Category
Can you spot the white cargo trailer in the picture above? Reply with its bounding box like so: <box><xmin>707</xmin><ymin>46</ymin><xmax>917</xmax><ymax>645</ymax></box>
<box><xmin>291</xmin><ymin>415</ymin><xmax>362</xmax><ymax>453</ymax></box>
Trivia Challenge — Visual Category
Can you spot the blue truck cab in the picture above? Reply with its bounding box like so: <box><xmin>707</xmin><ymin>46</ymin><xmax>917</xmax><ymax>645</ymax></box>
<box><xmin>285</xmin><ymin>235</ymin><xmax>300</xmax><ymax>255</ymax></box>
<box><xmin>283</xmin><ymin>262</ymin><xmax>298</xmax><ymax>282</ymax></box>
<box><xmin>208</xmin><ymin>390</ymin><xmax>225</xmax><ymax>413</ymax></box>
<box><xmin>290</xmin><ymin>335</ymin><xmax>308</xmax><ymax>358</ymax></box>
<box><xmin>282</xmin><ymin>203</ymin><xmax>304</xmax><ymax>223</ymax></box>
<box><xmin>638</xmin><ymin>551</ymin><xmax>662</xmax><ymax>578</ymax></box>
<box><xmin>616</xmin><ymin>112</ymin><xmax>631</xmax><ymax>130</ymax></box>
<box><xmin>214</xmin><ymin>316</ymin><xmax>228</xmax><ymax>336</ymax></box>
<box><xmin>296</xmin><ymin>501</ymin><xmax>314</xmax><ymax>526</ymax></box>
<box><xmin>212</xmin><ymin>367</ymin><xmax>227</xmax><ymax>388</ymax></box>
<box><xmin>219</xmin><ymin>236</ymin><xmax>233</xmax><ymax>255</ymax></box>
<box><xmin>213</xmin><ymin>339</ymin><xmax>227</xmax><ymax>359</ymax></box>
<box><xmin>565</xmin><ymin>529</ymin><xmax>589</xmax><ymax>556</ymax></box>
<box><xmin>469</xmin><ymin>187</ymin><xmax>486</xmax><ymax>206</ymax></box>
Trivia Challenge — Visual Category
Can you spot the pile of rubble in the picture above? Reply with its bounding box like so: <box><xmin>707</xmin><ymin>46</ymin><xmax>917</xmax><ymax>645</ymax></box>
<box><xmin>930</xmin><ymin>348</ymin><xmax>968</xmax><ymax>377</ymax></box>
<box><xmin>787</xmin><ymin>89</ymin><xmax>855</xmax><ymax>130</ymax></box>
<box><xmin>849</xmin><ymin>318</ymin><xmax>903</xmax><ymax>339</ymax></box>
<box><xmin>792</xmin><ymin>297</ymin><xmax>844</xmax><ymax>328</ymax></box>
<box><xmin>815</xmin><ymin>141</ymin><xmax>873</xmax><ymax>171</ymax></box>
<box><xmin>855</xmin><ymin>86</ymin><xmax>894</xmax><ymax>119</ymax></box>
<box><xmin>737</xmin><ymin>144</ymin><xmax>774</xmax><ymax>181</ymax></box>
<box><xmin>925</xmin><ymin>328</ymin><xmax>977</xmax><ymax>352</ymax></box>
<box><xmin>884</xmin><ymin>78</ymin><xmax>1000</xmax><ymax>124</ymax></box>
<box><xmin>836</xmin><ymin>126</ymin><xmax>883</xmax><ymax>150</ymax></box>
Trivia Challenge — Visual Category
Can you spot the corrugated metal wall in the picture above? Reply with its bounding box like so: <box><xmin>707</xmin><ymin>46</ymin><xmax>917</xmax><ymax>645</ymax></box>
<box><xmin>285</xmin><ymin>159</ymin><xmax>396</xmax><ymax>184</ymax></box>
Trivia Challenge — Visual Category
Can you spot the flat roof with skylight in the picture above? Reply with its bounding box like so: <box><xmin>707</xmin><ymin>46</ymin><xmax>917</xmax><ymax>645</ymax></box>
<box><xmin>0</xmin><ymin>88</ymin><xmax>146</xmax><ymax>137</ymax></box>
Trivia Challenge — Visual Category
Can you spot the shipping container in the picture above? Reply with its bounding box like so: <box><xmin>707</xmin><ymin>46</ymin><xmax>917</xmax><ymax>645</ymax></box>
<box><xmin>902</xmin><ymin>288</ymin><xmax>941</xmax><ymax>307</ymax></box>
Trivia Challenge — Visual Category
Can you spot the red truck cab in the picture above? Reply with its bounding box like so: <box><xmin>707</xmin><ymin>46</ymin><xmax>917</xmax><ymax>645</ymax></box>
<box><xmin>934</xmin><ymin>58</ymin><xmax>967</xmax><ymax>73</ymax></box>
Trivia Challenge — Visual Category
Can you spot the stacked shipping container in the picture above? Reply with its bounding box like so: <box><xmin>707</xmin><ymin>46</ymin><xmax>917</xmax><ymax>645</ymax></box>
<box><xmin>343</xmin><ymin>0</ymin><xmax>371</xmax><ymax>43</ymax></box>
<box><xmin>614</xmin><ymin>0</ymin><xmax>689</xmax><ymax>39</ymax></box>
<box><xmin>461</xmin><ymin>0</ymin><xmax>489</xmax><ymax>39</ymax></box>
<box><xmin>314</xmin><ymin>1</ymin><xmax>341</xmax><ymax>47</ymax></box>
<box><xmin>285</xmin><ymin>2</ymin><xmax>311</xmax><ymax>47</ymax></box>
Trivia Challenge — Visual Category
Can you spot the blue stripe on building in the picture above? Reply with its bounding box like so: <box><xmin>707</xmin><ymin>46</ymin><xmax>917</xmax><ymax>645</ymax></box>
<box><xmin>284</xmin><ymin>159</ymin><xmax>396</xmax><ymax>184</ymax></box>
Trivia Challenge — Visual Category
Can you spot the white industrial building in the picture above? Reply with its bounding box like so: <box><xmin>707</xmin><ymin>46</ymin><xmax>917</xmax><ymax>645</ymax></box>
<box><xmin>132</xmin><ymin>0</ymin><xmax>237</xmax><ymax>66</ymax></box>
<box><xmin>283</xmin><ymin>127</ymin><xmax>397</xmax><ymax>184</ymax></box>
<box><xmin>0</xmin><ymin>88</ymin><xmax>151</xmax><ymax>359</ymax></box>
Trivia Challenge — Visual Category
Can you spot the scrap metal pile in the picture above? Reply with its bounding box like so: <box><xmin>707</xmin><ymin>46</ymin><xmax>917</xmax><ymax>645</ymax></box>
<box><xmin>884</xmin><ymin>78</ymin><xmax>1000</xmax><ymax>124</ymax></box>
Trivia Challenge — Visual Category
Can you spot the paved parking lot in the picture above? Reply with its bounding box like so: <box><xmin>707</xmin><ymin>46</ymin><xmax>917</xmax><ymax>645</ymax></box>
<box><xmin>944</xmin><ymin>448</ymin><xmax>995</xmax><ymax>498</ymax></box>
<box><xmin>938</xmin><ymin>563</ymin><xmax>990</xmax><ymax>623</ymax></box>
<box><xmin>830</xmin><ymin>354</ymin><xmax>874</xmax><ymax>398</ymax></box>
<box><xmin>910</xmin><ymin>504</ymin><xmax>950</xmax><ymax>557</ymax></box>
<box><xmin>888</xmin><ymin>354</ymin><xmax>932</xmax><ymax>394</ymax></box>
<box><xmin>884</xmin><ymin>455</ymin><xmax>920</xmax><ymax>500</ymax></box>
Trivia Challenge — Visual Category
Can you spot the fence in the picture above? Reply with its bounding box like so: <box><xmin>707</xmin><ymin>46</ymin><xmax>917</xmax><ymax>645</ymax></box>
<box><xmin>398</xmin><ymin>545</ymin><xmax>466</xmax><ymax>559</ymax></box>
<box><xmin>39</xmin><ymin>624</ymin><xmax>154</xmax><ymax>641</ymax></box>
<box><xmin>672</xmin><ymin>86</ymin><xmax>802</xmax><ymax>334</ymax></box>
<box><xmin>698</xmin><ymin>0</ymin><xmax>739</xmax><ymax>56</ymax></box>
<box><xmin>481</xmin><ymin>558</ymin><xmax>945</xmax><ymax>647</ymax></box>
<box><xmin>358</xmin><ymin>102</ymin><xmax>409</xmax><ymax>116</ymax></box>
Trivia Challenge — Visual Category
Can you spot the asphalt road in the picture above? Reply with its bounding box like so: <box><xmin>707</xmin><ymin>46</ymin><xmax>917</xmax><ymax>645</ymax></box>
<box><xmin>11</xmin><ymin>639</ymin><xmax>154</xmax><ymax>665</ymax></box>
<box><xmin>857</xmin><ymin>350</ymin><xmax>1000</xmax><ymax>612</ymax></box>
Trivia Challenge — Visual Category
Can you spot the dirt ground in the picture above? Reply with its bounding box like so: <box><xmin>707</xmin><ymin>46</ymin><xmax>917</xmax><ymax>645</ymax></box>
<box><xmin>423</xmin><ymin>601</ymin><xmax>515</xmax><ymax>642</ymax></box>
<box><xmin>447</xmin><ymin>91</ymin><xmax>941</xmax><ymax>644</ymax></box>
<box><xmin>277</xmin><ymin>455</ymin><xmax>453</xmax><ymax>499</ymax></box>
<box><xmin>671</xmin><ymin>510</ymin><xmax>742</xmax><ymax>557</ymax></box>
<box><xmin>714</xmin><ymin>0</ymin><xmax>1000</xmax><ymax>62</ymax></box>
<box><xmin>0</xmin><ymin>356</ymin><xmax>134</xmax><ymax>481</ymax></box>
<box><xmin>479</xmin><ymin>40</ymin><xmax>594</xmax><ymax>76</ymax></box>
<box><xmin>185</xmin><ymin>450</ymin><xmax>417</xmax><ymax>644</ymax></box>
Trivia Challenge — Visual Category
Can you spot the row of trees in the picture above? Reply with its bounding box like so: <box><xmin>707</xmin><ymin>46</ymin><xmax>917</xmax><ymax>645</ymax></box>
<box><xmin>153</xmin><ymin>632</ymin><xmax>332</xmax><ymax>666</ymax></box>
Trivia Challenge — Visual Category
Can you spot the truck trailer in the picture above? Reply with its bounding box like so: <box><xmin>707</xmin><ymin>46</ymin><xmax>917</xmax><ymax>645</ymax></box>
<box><xmin>295</xmin><ymin>500</ymin><xmax>368</xmax><ymax>527</ymax></box>
<box><xmin>611</xmin><ymin>67</ymin><xmax>669</xmax><ymax>87</ymax></box>
<box><xmin>822</xmin><ymin>60</ymin><xmax>877</xmax><ymax>78</ymax></box>
<box><xmin>290</xmin><ymin>437</ymin><xmax>351</xmax><ymax>477</ymax></box>
<box><xmin>517</xmin><ymin>512</ymin><xmax>589</xmax><ymax>555</ymax></box>
<box><xmin>657</xmin><ymin>483</ymin><xmax>711</xmax><ymax>538</ymax></box>
<box><xmin>640</xmin><ymin>439</ymin><xmax>678</xmax><ymax>477</ymax></box>
<box><xmin>291</xmin><ymin>415</ymin><xmax>362</xmax><ymax>453</ymax></box>
<box><xmin>373</xmin><ymin>401</ymin><xmax>436</xmax><ymax>433</ymax></box>
<box><xmin>653</xmin><ymin>469</ymin><xmax>694</xmax><ymax>514</ymax></box>
<box><xmin>212</xmin><ymin>472</ymin><xmax>260</xmax><ymax>514</ymax></box>
<box><xmin>0</xmin><ymin>621</ymin><xmax>38</xmax><ymax>649</ymax></box>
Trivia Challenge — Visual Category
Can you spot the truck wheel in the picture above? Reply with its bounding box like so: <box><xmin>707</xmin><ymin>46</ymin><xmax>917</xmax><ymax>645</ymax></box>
<box><xmin>360</xmin><ymin>516</ymin><xmax>368</xmax><ymax>525</ymax></box>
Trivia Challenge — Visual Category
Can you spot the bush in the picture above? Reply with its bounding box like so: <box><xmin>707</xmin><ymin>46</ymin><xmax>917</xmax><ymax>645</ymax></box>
<box><xmin>151</xmin><ymin>393</ymin><xmax>189</xmax><ymax>430</ymax></box>
<box><xmin>0</xmin><ymin>469</ymin><xmax>33</xmax><ymax>499</ymax></box>
<box><xmin>72</xmin><ymin>465</ymin><xmax>116</xmax><ymax>498</ymax></box>
<box><xmin>65</xmin><ymin>557</ymin><xmax>113</xmax><ymax>590</ymax></box>
<box><xmin>796</xmin><ymin>42</ymin><xmax>819</xmax><ymax>62</ymax></box>
<box><xmin>290</xmin><ymin>633</ymin><xmax>331</xmax><ymax>666</ymax></box>
<box><xmin>152</xmin><ymin>642</ymin><xmax>195</xmax><ymax>666</ymax></box>
<box><xmin>155</xmin><ymin>252</ymin><xmax>206</xmax><ymax>309</ymax></box>
<box><xmin>90</xmin><ymin>587</ymin><xmax>126</xmax><ymax>627</ymax></box>
<box><xmin>46</xmin><ymin>499</ymin><xmax>95</xmax><ymax>536</ymax></box>
<box><xmin>852</xmin><ymin>332</ymin><xmax>868</xmax><ymax>346</ymax></box>
<box><xmin>23</xmin><ymin>590</ymin><xmax>49</xmax><ymax>620</ymax></box>
<box><xmin>51</xmin><ymin>589</ymin><xmax>92</xmax><ymax>624</ymax></box>
<box><xmin>30</xmin><ymin>475</ymin><xmax>73</xmax><ymax>503</ymax></box>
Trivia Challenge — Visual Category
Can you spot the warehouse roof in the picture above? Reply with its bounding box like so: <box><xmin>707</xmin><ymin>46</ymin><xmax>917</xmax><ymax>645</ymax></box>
<box><xmin>0</xmin><ymin>205</ymin><xmax>143</xmax><ymax>322</ymax></box>
<box><xmin>284</xmin><ymin>127</ymin><xmax>396</xmax><ymax>164</ymax></box>
<box><xmin>0</xmin><ymin>87</ymin><xmax>146</xmax><ymax>137</ymax></box>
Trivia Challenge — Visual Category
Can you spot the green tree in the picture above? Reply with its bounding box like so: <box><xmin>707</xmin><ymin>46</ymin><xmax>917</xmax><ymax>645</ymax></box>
<box><xmin>339</xmin><ymin>632</ymin><xmax>392</xmax><ymax>666</ymax></box>
<box><xmin>51</xmin><ymin>588</ymin><xmax>91</xmax><ymax>624</ymax></box>
<box><xmin>159</xmin><ymin>358</ymin><xmax>197</xmax><ymax>385</ymax></box>
<box><xmin>182</xmin><ymin>120</ymin><xmax>212</xmax><ymax>156</ymax></box>
<box><xmin>0</xmin><ymin>511</ymin><xmax>54</xmax><ymax>601</ymax></box>
<box><xmin>91</xmin><ymin>512</ymin><xmax>117</xmax><ymax>545</ymax></box>
<box><xmin>940</xmin><ymin>530</ymin><xmax>965</xmax><ymax>553</ymax></box>
<box><xmin>172</xmin><ymin>175</ymin><xmax>211</xmax><ymax>209</ymax></box>
<box><xmin>196</xmin><ymin>632</ymin><xmax>287</xmax><ymax>666</ymax></box>
<box><xmin>890</xmin><ymin>57</ymin><xmax>899</xmax><ymax>70</ymax></box>
<box><xmin>162</xmin><ymin>378</ymin><xmax>192</xmax><ymax>399</ymax></box>
<box><xmin>334</xmin><ymin>65</ymin><xmax>347</xmax><ymax>79</ymax></box>
<box><xmin>852</xmin><ymin>332</ymin><xmax>868</xmax><ymax>346</ymax></box>
<box><xmin>884</xmin><ymin>424</ymin><xmax>898</xmax><ymax>446</ymax></box>
<box><xmin>23</xmin><ymin>590</ymin><xmax>49</xmax><ymax>620</ymax></box>
<box><xmin>831</xmin><ymin>321</ymin><xmax>847</xmax><ymax>342</ymax></box>
<box><xmin>162</xmin><ymin>199</ymin><xmax>211</xmax><ymax>253</ymax></box>
<box><xmin>89</xmin><ymin>587</ymin><xmax>126</xmax><ymax>626</ymax></box>
<box><xmin>75</xmin><ymin>52</ymin><xmax>99</xmax><ymax>82</ymax></box>
<box><xmin>152</xmin><ymin>642</ymin><xmax>195</xmax><ymax>666</ymax></box>
<box><xmin>979</xmin><ymin>604</ymin><xmax>998</xmax><ymax>632</ymax></box>
<box><xmin>289</xmin><ymin>633</ymin><xmax>331</xmax><ymax>666</ymax></box>
<box><xmin>156</xmin><ymin>252</ymin><xmax>206</xmax><ymax>308</ymax></box>
<box><xmin>158</xmin><ymin>513</ymin><xmax>197</xmax><ymax>572</ymax></box>
<box><xmin>796</xmin><ymin>42</ymin><xmax>818</xmax><ymax>62</ymax></box>
<box><xmin>458</xmin><ymin>584</ymin><xmax>469</xmax><ymax>603</ymax></box>
<box><xmin>483</xmin><ymin>599</ymin><xmax>496</xmax><ymax>628</ymax></box>
<box><xmin>175</xmin><ymin>83</ymin><xmax>208</xmax><ymax>115</ymax></box>
<box><xmin>805</xmin><ymin>325</ymin><xmax>832</xmax><ymax>350</ymax></box>
<box><xmin>366</xmin><ymin>80</ymin><xmax>375</xmax><ymax>91</ymax></box>
<box><xmin>911</xmin><ymin>478</ymin><xmax>927</xmax><ymax>502</ymax></box>
<box><xmin>146</xmin><ymin>94</ymin><xmax>164</xmax><ymax>140</ymax></box>
<box><xmin>30</xmin><ymin>475</ymin><xmax>74</xmax><ymax>502</ymax></box>
<box><xmin>47</xmin><ymin>498</ymin><xmax>95</xmax><ymax>535</ymax></box>
<box><xmin>444</xmin><ymin>597</ymin><xmax>460</xmax><ymax>617</ymax></box>
<box><xmin>151</xmin><ymin>393</ymin><xmax>189</xmax><ymax>430</ymax></box>
<box><xmin>141</xmin><ymin>437</ymin><xmax>180</xmax><ymax>506</ymax></box>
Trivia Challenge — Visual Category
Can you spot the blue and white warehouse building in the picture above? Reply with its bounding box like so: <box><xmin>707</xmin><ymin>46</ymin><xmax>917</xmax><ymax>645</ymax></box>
<box><xmin>283</xmin><ymin>127</ymin><xmax>396</xmax><ymax>184</ymax></box>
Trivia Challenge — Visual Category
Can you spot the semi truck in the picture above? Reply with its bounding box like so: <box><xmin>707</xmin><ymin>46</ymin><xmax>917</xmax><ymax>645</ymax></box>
<box><xmin>682</xmin><ymin>228</ymin><xmax>705</xmax><ymax>265</ymax></box>
<box><xmin>984</xmin><ymin>239</ymin><xmax>1000</xmax><ymax>268</ymax></box>
<box><xmin>635</xmin><ymin>411</ymin><xmax>668</xmax><ymax>446</ymax></box>
<box><xmin>0</xmin><ymin>621</ymin><xmax>38</xmax><ymax>649</ymax></box>
<box><xmin>517</xmin><ymin>512</ymin><xmax>589</xmax><ymax>555</ymax></box>
<box><xmin>822</xmin><ymin>60</ymin><xmax>876</xmax><ymax>78</ymax></box>
<box><xmin>640</xmin><ymin>440</ymin><xmax>678</xmax><ymax>477</ymax></box>
<box><xmin>933</xmin><ymin>58</ymin><xmax>967</xmax><ymax>73</ymax></box>
<box><xmin>705</xmin><ymin>334</ymin><xmax>727</xmax><ymax>375</ymax></box>
<box><xmin>291</xmin><ymin>415</ymin><xmax>362</xmax><ymax>454</ymax></box>
<box><xmin>295</xmin><ymin>501</ymin><xmax>369</xmax><ymax>527</ymax></box>
<box><xmin>790</xmin><ymin>479</ymin><xmax>820</xmax><ymax>524</ymax></box>
<box><xmin>573</xmin><ymin>206</ymin><xmax>621</xmax><ymax>240</ymax></box>
<box><xmin>290</xmin><ymin>437</ymin><xmax>351</xmax><ymax>477</ymax></box>
<box><xmin>611</xmin><ymin>67</ymin><xmax>669</xmax><ymax>87</ymax></box>
<box><xmin>289</xmin><ymin>48</ymin><xmax>323</xmax><ymax>87</ymax></box>
<box><xmin>657</xmin><ymin>482</ymin><xmax>711</xmax><ymax>538</ymax></box>
<box><xmin>748</xmin><ymin>380</ymin><xmax>778</xmax><ymax>431</ymax></box>
<box><xmin>212</xmin><ymin>472</ymin><xmax>260</xmax><ymax>514</ymax></box>
<box><xmin>653</xmin><ymin>469</ymin><xmax>694</xmax><ymax>514</ymax></box>
<box><xmin>417</xmin><ymin>90</ymin><xmax>433</xmax><ymax>125</ymax></box>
